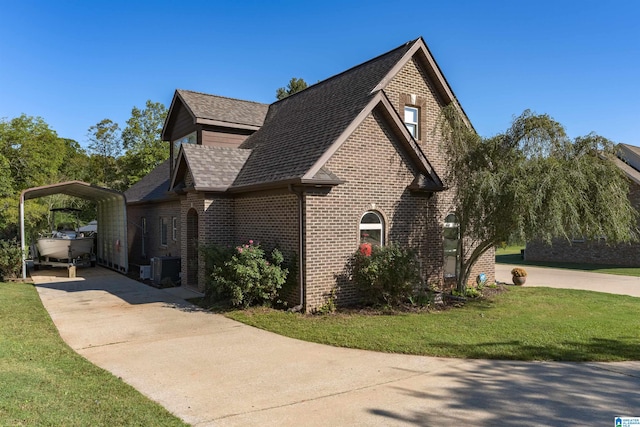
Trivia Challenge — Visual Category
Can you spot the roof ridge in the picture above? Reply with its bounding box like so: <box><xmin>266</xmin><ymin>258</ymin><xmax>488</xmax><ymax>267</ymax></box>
<box><xmin>177</xmin><ymin>89</ymin><xmax>269</xmax><ymax>106</ymax></box>
<box><xmin>271</xmin><ymin>38</ymin><xmax>419</xmax><ymax>105</ymax></box>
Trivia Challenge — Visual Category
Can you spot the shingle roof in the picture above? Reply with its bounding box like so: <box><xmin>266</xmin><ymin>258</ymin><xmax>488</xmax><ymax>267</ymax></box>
<box><xmin>177</xmin><ymin>90</ymin><xmax>269</xmax><ymax>128</ymax></box>
<box><xmin>180</xmin><ymin>144</ymin><xmax>251</xmax><ymax>190</ymax></box>
<box><xmin>124</xmin><ymin>160</ymin><xmax>172</xmax><ymax>203</ymax></box>
<box><xmin>232</xmin><ymin>40</ymin><xmax>417</xmax><ymax>188</ymax></box>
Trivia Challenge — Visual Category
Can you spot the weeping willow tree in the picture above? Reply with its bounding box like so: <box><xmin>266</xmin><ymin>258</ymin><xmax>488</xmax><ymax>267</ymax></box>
<box><xmin>440</xmin><ymin>106</ymin><xmax>638</xmax><ymax>293</ymax></box>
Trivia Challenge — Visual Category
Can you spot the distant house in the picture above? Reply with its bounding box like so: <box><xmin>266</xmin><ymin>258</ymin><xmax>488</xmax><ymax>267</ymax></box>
<box><xmin>525</xmin><ymin>143</ymin><xmax>640</xmax><ymax>266</ymax></box>
<box><xmin>125</xmin><ymin>37</ymin><xmax>495</xmax><ymax>311</ymax></box>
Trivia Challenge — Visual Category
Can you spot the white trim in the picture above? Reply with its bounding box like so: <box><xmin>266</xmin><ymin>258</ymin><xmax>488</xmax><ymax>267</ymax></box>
<box><xmin>172</xmin><ymin>216</ymin><xmax>177</xmax><ymax>241</ymax></box>
<box><xmin>404</xmin><ymin>106</ymin><xmax>419</xmax><ymax>138</ymax></box>
<box><xmin>359</xmin><ymin>211</ymin><xmax>385</xmax><ymax>246</ymax></box>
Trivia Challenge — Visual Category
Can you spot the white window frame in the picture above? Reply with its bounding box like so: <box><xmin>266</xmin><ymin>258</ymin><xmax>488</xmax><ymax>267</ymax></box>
<box><xmin>172</xmin><ymin>217</ymin><xmax>177</xmax><ymax>241</ymax></box>
<box><xmin>443</xmin><ymin>213</ymin><xmax>459</xmax><ymax>278</ymax></box>
<box><xmin>359</xmin><ymin>211</ymin><xmax>385</xmax><ymax>246</ymax></box>
<box><xmin>404</xmin><ymin>106</ymin><xmax>419</xmax><ymax>139</ymax></box>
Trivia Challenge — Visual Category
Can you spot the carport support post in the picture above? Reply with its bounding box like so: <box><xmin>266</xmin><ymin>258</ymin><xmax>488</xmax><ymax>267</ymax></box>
<box><xmin>19</xmin><ymin>194</ymin><xmax>26</xmax><ymax>279</ymax></box>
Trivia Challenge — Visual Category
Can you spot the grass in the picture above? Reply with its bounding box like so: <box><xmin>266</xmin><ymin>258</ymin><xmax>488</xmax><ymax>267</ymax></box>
<box><xmin>0</xmin><ymin>282</ymin><xmax>187</xmax><ymax>427</ymax></box>
<box><xmin>227</xmin><ymin>287</ymin><xmax>640</xmax><ymax>361</ymax></box>
<box><xmin>496</xmin><ymin>245</ymin><xmax>640</xmax><ymax>277</ymax></box>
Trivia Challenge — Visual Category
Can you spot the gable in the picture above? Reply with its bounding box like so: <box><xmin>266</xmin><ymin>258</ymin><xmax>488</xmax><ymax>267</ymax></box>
<box><xmin>313</xmin><ymin>98</ymin><xmax>444</xmax><ymax>193</ymax></box>
<box><xmin>162</xmin><ymin>90</ymin><xmax>269</xmax><ymax>142</ymax></box>
<box><xmin>163</xmin><ymin>98</ymin><xmax>195</xmax><ymax>142</ymax></box>
<box><xmin>170</xmin><ymin>144</ymin><xmax>252</xmax><ymax>192</ymax></box>
<box><xmin>231</xmin><ymin>41</ymin><xmax>415</xmax><ymax>190</ymax></box>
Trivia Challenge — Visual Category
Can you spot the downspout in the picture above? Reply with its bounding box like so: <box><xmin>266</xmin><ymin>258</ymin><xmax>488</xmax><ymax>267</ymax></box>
<box><xmin>288</xmin><ymin>184</ymin><xmax>305</xmax><ymax>312</ymax></box>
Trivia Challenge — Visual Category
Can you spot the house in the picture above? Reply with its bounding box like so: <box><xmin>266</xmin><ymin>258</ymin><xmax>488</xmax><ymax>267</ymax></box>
<box><xmin>125</xmin><ymin>37</ymin><xmax>495</xmax><ymax>311</ymax></box>
<box><xmin>525</xmin><ymin>143</ymin><xmax>640</xmax><ymax>266</ymax></box>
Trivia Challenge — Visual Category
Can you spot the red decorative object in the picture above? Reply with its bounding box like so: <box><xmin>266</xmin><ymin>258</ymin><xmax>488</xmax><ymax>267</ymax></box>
<box><xmin>359</xmin><ymin>243</ymin><xmax>372</xmax><ymax>257</ymax></box>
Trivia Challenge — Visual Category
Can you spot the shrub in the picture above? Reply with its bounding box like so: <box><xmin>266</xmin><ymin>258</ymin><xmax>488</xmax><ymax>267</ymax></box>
<box><xmin>511</xmin><ymin>267</ymin><xmax>527</xmax><ymax>277</ymax></box>
<box><xmin>0</xmin><ymin>239</ymin><xmax>23</xmax><ymax>280</ymax></box>
<box><xmin>207</xmin><ymin>241</ymin><xmax>288</xmax><ymax>308</ymax></box>
<box><xmin>351</xmin><ymin>244</ymin><xmax>421</xmax><ymax>306</ymax></box>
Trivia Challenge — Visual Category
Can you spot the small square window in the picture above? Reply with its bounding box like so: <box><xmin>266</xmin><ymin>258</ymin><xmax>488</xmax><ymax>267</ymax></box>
<box><xmin>404</xmin><ymin>106</ymin><xmax>419</xmax><ymax>138</ymax></box>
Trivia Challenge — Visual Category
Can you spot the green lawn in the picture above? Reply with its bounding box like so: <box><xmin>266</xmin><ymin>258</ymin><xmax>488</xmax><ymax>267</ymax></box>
<box><xmin>227</xmin><ymin>287</ymin><xmax>640</xmax><ymax>361</ymax></box>
<box><xmin>0</xmin><ymin>282</ymin><xmax>187</xmax><ymax>427</ymax></box>
<box><xmin>496</xmin><ymin>245</ymin><xmax>640</xmax><ymax>277</ymax></box>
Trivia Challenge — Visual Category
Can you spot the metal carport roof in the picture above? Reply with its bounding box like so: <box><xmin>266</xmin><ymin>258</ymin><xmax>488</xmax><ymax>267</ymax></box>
<box><xmin>19</xmin><ymin>181</ymin><xmax>128</xmax><ymax>278</ymax></box>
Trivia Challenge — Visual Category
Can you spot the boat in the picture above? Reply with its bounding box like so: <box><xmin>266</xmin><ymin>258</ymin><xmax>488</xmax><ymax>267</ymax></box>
<box><xmin>36</xmin><ymin>208</ymin><xmax>95</xmax><ymax>262</ymax></box>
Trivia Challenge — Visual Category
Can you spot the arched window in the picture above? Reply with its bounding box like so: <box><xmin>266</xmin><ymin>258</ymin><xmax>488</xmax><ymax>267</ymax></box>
<box><xmin>443</xmin><ymin>213</ymin><xmax>459</xmax><ymax>278</ymax></box>
<box><xmin>359</xmin><ymin>211</ymin><xmax>384</xmax><ymax>247</ymax></box>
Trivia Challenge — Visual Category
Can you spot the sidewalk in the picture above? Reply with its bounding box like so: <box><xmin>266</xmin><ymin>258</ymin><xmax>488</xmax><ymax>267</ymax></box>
<box><xmin>495</xmin><ymin>263</ymin><xmax>640</xmax><ymax>297</ymax></box>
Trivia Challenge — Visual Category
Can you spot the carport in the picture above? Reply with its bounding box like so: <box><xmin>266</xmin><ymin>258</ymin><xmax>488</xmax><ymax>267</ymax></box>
<box><xmin>20</xmin><ymin>181</ymin><xmax>128</xmax><ymax>278</ymax></box>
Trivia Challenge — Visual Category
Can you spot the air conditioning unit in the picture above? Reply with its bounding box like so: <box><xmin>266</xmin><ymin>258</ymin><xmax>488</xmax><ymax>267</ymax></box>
<box><xmin>139</xmin><ymin>265</ymin><xmax>151</xmax><ymax>280</ymax></box>
<box><xmin>151</xmin><ymin>256</ymin><xmax>181</xmax><ymax>286</ymax></box>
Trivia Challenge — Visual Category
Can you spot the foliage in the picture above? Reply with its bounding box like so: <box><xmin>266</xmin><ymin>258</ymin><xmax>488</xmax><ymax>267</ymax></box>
<box><xmin>206</xmin><ymin>241</ymin><xmax>288</xmax><ymax>308</ymax></box>
<box><xmin>0</xmin><ymin>114</ymin><xmax>66</xmax><ymax>191</ymax></box>
<box><xmin>0</xmin><ymin>115</ymin><xmax>74</xmax><ymax>240</ymax></box>
<box><xmin>276</xmin><ymin>77</ymin><xmax>308</xmax><ymax>100</ymax></box>
<box><xmin>315</xmin><ymin>287</ymin><xmax>337</xmax><ymax>314</ymax></box>
<box><xmin>440</xmin><ymin>106</ymin><xmax>638</xmax><ymax>293</ymax></box>
<box><xmin>351</xmin><ymin>244</ymin><xmax>421</xmax><ymax>306</ymax></box>
<box><xmin>511</xmin><ymin>267</ymin><xmax>527</xmax><ymax>277</ymax></box>
<box><xmin>0</xmin><ymin>282</ymin><xmax>187</xmax><ymax>426</ymax></box>
<box><xmin>0</xmin><ymin>239</ymin><xmax>22</xmax><ymax>279</ymax></box>
<box><xmin>228</xmin><ymin>287</ymin><xmax>640</xmax><ymax>361</ymax></box>
<box><xmin>87</xmin><ymin>118</ymin><xmax>122</xmax><ymax>188</ymax></box>
<box><xmin>120</xmin><ymin>100</ymin><xmax>169</xmax><ymax>189</ymax></box>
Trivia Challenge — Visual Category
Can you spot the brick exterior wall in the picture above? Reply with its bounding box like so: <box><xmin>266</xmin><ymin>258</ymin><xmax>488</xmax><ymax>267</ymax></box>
<box><xmin>386</xmin><ymin>56</ymin><xmax>495</xmax><ymax>291</ymax></box>
<box><xmin>525</xmin><ymin>180</ymin><xmax>640</xmax><ymax>266</ymax></box>
<box><xmin>234</xmin><ymin>191</ymin><xmax>301</xmax><ymax>305</ymax></box>
<box><xmin>305</xmin><ymin>110</ymin><xmax>434</xmax><ymax>309</ymax></box>
<box><xmin>127</xmin><ymin>201</ymin><xmax>181</xmax><ymax>268</ymax></box>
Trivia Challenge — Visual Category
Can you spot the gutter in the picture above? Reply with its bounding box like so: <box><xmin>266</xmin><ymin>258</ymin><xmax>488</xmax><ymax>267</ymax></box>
<box><xmin>288</xmin><ymin>184</ymin><xmax>305</xmax><ymax>311</ymax></box>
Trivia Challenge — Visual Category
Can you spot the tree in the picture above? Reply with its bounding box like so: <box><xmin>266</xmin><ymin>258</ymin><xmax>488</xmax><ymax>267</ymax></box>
<box><xmin>440</xmin><ymin>107</ymin><xmax>638</xmax><ymax>293</ymax></box>
<box><xmin>276</xmin><ymin>77</ymin><xmax>308</xmax><ymax>100</ymax></box>
<box><xmin>87</xmin><ymin>119</ymin><xmax>122</xmax><ymax>188</ymax></box>
<box><xmin>58</xmin><ymin>138</ymin><xmax>91</xmax><ymax>182</ymax></box>
<box><xmin>0</xmin><ymin>115</ymin><xmax>68</xmax><ymax>240</ymax></box>
<box><xmin>120</xmin><ymin>100</ymin><xmax>168</xmax><ymax>188</ymax></box>
<box><xmin>0</xmin><ymin>115</ymin><xmax>65</xmax><ymax>191</ymax></box>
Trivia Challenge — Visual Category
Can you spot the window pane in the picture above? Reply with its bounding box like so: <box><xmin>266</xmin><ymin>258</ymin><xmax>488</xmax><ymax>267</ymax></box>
<box><xmin>444</xmin><ymin>255</ymin><xmax>457</xmax><ymax>277</ymax></box>
<box><xmin>405</xmin><ymin>107</ymin><xmax>418</xmax><ymax>122</ymax></box>
<box><xmin>361</xmin><ymin>212</ymin><xmax>381</xmax><ymax>224</ymax></box>
<box><xmin>444</xmin><ymin>213</ymin><xmax>458</xmax><ymax>224</ymax></box>
<box><xmin>407</xmin><ymin>123</ymin><xmax>417</xmax><ymax>137</ymax></box>
<box><xmin>360</xmin><ymin>229</ymin><xmax>382</xmax><ymax>246</ymax></box>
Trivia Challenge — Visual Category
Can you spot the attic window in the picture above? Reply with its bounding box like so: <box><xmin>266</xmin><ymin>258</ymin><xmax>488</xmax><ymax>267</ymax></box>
<box><xmin>404</xmin><ymin>107</ymin><xmax>419</xmax><ymax>139</ymax></box>
<box><xmin>172</xmin><ymin>132</ymin><xmax>197</xmax><ymax>164</ymax></box>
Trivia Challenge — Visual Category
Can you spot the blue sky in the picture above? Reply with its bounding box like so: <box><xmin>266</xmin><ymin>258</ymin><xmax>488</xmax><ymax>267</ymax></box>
<box><xmin>1</xmin><ymin>0</ymin><xmax>638</xmax><ymax>147</ymax></box>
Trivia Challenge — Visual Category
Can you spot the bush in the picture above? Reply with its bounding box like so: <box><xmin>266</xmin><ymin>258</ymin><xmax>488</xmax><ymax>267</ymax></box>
<box><xmin>0</xmin><ymin>239</ymin><xmax>23</xmax><ymax>280</ymax></box>
<box><xmin>351</xmin><ymin>244</ymin><xmax>421</xmax><ymax>306</ymax></box>
<box><xmin>206</xmin><ymin>241</ymin><xmax>288</xmax><ymax>308</ymax></box>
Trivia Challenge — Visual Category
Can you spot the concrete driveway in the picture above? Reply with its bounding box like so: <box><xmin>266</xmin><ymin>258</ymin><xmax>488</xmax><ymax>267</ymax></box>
<box><xmin>496</xmin><ymin>263</ymin><xmax>640</xmax><ymax>297</ymax></box>
<box><xmin>33</xmin><ymin>267</ymin><xmax>640</xmax><ymax>426</ymax></box>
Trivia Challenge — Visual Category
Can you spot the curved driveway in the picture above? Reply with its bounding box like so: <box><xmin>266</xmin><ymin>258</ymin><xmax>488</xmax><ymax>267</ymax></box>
<box><xmin>33</xmin><ymin>267</ymin><xmax>640</xmax><ymax>426</ymax></box>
